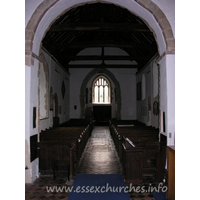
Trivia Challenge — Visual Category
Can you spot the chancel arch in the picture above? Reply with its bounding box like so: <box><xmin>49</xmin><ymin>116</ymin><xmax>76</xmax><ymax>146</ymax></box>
<box><xmin>25</xmin><ymin>0</ymin><xmax>175</xmax><ymax>65</ymax></box>
<box><xmin>25</xmin><ymin>0</ymin><xmax>175</xmax><ymax>184</ymax></box>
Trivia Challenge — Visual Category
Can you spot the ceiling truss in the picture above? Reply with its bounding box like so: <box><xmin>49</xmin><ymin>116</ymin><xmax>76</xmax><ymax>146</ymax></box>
<box><xmin>42</xmin><ymin>3</ymin><xmax>158</xmax><ymax>72</ymax></box>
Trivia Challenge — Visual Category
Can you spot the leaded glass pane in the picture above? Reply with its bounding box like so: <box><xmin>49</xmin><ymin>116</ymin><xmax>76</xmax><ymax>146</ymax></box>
<box><xmin>95</xmin><ymin>86</ymin><xmax>98</xmax><ymax>102</ymax></box>
<box><xmin>105</xmin><ymin>86</ymin><xmax>108</xmax><ymax>102</ymax></box>
<box><xmin>93</xmin><ymin>76</ymin><xmax>110</xmax><ymax>104</ymax></box>
<box><xmin>100</xmin><ymin>86</ymin><xmax>103</xmax><ymax>102</ymax></box>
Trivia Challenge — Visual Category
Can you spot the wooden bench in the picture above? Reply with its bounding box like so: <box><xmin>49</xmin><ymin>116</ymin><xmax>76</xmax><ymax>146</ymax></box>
<box><xmin>122</xmin><ymin>137</ymin><xmax>144</xmax><ymax>184</ymax></box>
<box><xmin>109</xmin><ymin>120</ymin><xmax>161</xmax><ymax>183</ymax></box>
<box><xmin>39</xmin><ymin>121</ymin><xmax>93</xmax><ymax>180</ymax></box>
<box><xmin>53</xmin><ymin>161</ymin><xmax>70</xmax><ymax>181</ymax></box>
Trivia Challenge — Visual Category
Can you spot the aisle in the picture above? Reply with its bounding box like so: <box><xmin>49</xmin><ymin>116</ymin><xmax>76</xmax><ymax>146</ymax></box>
<box><xmin>76</xmin><ymin>126</ymin><xmax>123</xmax><ymax>174</ymax></box>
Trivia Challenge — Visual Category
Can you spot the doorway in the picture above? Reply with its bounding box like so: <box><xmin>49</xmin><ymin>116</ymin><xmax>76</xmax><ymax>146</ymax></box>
<box><xmin>93</xmin><ymin>105</ymin><xmax>111</xmax><ymax>125</ymax></box>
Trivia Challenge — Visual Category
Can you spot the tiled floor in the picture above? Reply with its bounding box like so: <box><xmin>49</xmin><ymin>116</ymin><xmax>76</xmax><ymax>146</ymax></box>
<box><xmin>25</xmin><ymin>175</ymin><xmax>71</xmax><ymax>200</ymax></box>
<box><xmin>76</xmin><ymin>126</ymin><xmax>123</xmax><ymax>174</ymax></box>
<box><xmin>25</xmin><ymin>126</ymin><xmax>155</xmax><ymax>199</ymax></box>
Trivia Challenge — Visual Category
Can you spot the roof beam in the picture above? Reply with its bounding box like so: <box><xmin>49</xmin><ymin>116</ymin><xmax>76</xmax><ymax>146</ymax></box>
<box><xmin>58</xmin><ymin>55</ymin><xmax>148</xmax><ymax>61</ymax></box>
<box><xmin>66</xmin><ymin>64</ymin><xmax>139</xmax><ymax>68</ymax></box>
<box><xmin>44</xmin><ymin>41</ymin><xmax>155</xmax><ymax>49</ymax></box>
<box><xmin>48</xmin><ymin>23</ymin><xmax>151</xmax><ymax>32</ymax></box>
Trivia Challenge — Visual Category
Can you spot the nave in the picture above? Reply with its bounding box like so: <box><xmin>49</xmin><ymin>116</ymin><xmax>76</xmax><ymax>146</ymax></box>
<box><xmin>25</xmin><ymin>126</ymin><xmax>155</xmax><ymax>200</ymax></box>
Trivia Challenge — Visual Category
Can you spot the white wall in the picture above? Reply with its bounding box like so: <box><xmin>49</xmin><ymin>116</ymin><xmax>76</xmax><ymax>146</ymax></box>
<box><xmin>69</xmin><ymin>47</ymin><xmax>137</xmax><ymax>120</ymax></box>
<box><xmin>159</xmin><ymin>56</ymin><xmax>167</xmax><ymax>135</ymax></box>
<box><xmin>136</xmin><ymin>56</ymin><xmax>159</xmax><ymax>128</ymax></box>
<box><xmin>29</xmin><ymin>58</ymin><xmax>39</xmax><ymax>183</ymax></box>
<box><xmin>25</xmin><ymin>65</ymin><xmax>32</xmax><ymax>183</ymax></box>
<box><xmin>69</xmin><ymin>68</ymin><xmax>92</xmax><ymax>119</ymax></box>
<box><xmin>109</xmin><ymin>68</ymin><xmax>137</xmax><ymax>120</ymax></box>
<box><xmin>25</xmin><ymin>49</ymin><xmax>70</xmax><ymax>183</ymax></box>
<box><xmin>152</xmin><ymin>62</ymin><xmax>159</xmax><ymax>128</ymax></box>
<box><xmin>69</xmin><ymin>67</ymin><xmax>137</xmax><ymax>120</ymax></box>
<box><xmin>39</xmin><ymin>49</ymin><xmax>70</xmax><ymax>130</ymax></box>
<box><xmin>158</xmin><ymin>54</ymin><xmax>175</xmax><ymax>146</ymax></box>
<box><xmin>166</xmin><ymin>54</ymin><xmax>175</xmax><ymax>145</ymax></box>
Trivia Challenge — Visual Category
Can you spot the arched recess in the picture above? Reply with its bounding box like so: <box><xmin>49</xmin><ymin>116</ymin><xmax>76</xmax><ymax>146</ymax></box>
<box><xmin>38</xmin><ymin>53</ymin><xmax>49</xmax><ymax>120</ymax></box>
<box><xmin>80</xmin><ymin>68</ymin><xmax>121</xmax><ymax>119</ymax></box>
<box><xmin>25</xmin><ymin>0</ymin><xmax>175</xmax><ymax>65</ymax></box>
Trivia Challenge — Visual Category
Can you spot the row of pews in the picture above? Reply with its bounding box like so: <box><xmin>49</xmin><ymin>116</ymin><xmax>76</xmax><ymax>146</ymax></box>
<box><xmin>109</xmin><ymin>120</ymin><xmax>166</xmax><ymax>185</ymax></box>
<box><xmin>39</xmin><ymin>121</ymin><xmax>94</xmax><ymax>180</ymax></box>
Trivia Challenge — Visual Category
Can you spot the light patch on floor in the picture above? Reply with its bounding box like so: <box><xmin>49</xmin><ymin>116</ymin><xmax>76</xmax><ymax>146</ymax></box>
<box><xmin>91</xmin><ymin>145</ymin><xmax>109</xmax><ymax>152</ymax></box>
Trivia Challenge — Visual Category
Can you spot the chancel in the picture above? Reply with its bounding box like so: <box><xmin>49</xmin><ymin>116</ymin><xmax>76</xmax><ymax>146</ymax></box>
<box><xmin>25</xmin><ymin>1</ymin><xmax>175</xmax><ymax>200</ymax></box>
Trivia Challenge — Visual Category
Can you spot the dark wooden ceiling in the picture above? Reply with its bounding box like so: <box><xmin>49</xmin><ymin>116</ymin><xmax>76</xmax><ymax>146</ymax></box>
<box><xmin>42</xmin><ymin>3</ymin><xmax>158</xmax><ymax>72</ymax></box>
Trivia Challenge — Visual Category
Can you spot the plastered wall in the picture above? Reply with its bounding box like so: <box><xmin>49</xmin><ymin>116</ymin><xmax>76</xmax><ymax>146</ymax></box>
<box><xmin>136</xmin><ymin>56</ymin><xmax>159</xmax><ymax>128</ymax></box>
<box><xmin>69</xmin><ymin>67</ymin><xmax>137</xmax><ymax>120</ymax></box>
<box><xmin>25</xmin><ymin>49</ymin><xmax>70</xmax><ymax>183</ymax></box>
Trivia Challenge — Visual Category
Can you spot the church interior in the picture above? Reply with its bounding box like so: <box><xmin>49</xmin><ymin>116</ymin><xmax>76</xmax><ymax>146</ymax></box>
<box><xmin>25</xmin><ymin>1</ymin><xmax>176</xmax><ymax>199</ymax></box>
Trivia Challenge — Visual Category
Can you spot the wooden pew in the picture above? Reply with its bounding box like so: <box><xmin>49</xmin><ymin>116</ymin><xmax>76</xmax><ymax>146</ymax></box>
<box><xmin>122</xmin><ymin>137</ymin><xmax>143</xmax><ymax>184</ymax></box>
<box><xmin>39</xmin><ymin>121</ymin><xmax>93</xmax><ymax>179</ymax></box>
<box><xmin>109</xmin><ymin>120</ymin><xmax>160</xmax><ymax>183</ymax></box>
<box><xmin>40</xmin><ymin>127</ymin><xmax>86</xmax><ymax>140</ymax></box>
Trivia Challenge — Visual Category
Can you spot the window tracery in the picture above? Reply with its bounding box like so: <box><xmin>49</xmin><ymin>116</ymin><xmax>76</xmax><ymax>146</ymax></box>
<box><xmin>92</xmin><ymin>76</ymin><xmax>110</xmax><ymax>104</ymax></box>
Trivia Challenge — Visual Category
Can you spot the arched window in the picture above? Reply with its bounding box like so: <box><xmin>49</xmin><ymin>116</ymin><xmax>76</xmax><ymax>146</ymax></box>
<box><xmin>92</xmin><ymin>76</ymin><xmax>110</xmax><ymax>104</ymax></box>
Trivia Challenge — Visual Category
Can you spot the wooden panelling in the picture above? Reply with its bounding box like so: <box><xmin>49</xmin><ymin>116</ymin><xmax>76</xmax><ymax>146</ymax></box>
<box><xmin>167</xmin><ymin>146</ymin><xmax>175</xmax><ymax>200</ymax></box>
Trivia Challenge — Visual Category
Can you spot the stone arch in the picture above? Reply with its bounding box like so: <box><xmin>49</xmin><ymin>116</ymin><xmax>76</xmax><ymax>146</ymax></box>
<box><xmin>25</xmin><ymin>0</ymin><xmax>175</xmax><ymax>65</ymax></box>
<box><xmin>134</xmin><ymin>0</ymin><xmax>175</xmax><ymax>52</ymax></box>
<box><xmin>25</xmin><ymin>0</ymin><xmax>59</xmax><ymax>65</ymax></box>
<box><xmin>80</xmin><ymin>68</ymin><xmax>121</xmax><ymax>119</ymax></box>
